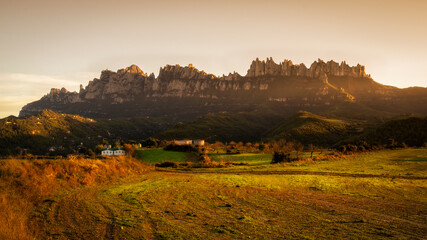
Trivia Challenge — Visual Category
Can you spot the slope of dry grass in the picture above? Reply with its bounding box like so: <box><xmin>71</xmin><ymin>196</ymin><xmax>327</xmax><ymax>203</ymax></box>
<box><xmin>0</xmin><ymin>156</ymin><xmax>152</xmax><ymax>240</ymax></box>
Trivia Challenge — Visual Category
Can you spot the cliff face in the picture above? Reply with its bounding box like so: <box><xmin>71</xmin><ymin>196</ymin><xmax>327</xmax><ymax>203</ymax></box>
<box><xmin>245</xmin><ymin>58</ymin><xmax>367</xmax><ymax>78</ymax></box>
<box><xmin>19</xmin><ymin>58</ymin><xmax>427</xmax><ymax>118</ymax></box>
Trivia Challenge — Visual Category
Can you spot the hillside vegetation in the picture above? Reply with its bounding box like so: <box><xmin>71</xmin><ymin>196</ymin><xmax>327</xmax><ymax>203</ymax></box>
<box><xmin>2</xmin><ymin>110</ymin><xmax>425</xmax><ymax>157</ymax></box>
<box><xmin>337</xmin><ymin>116</ymin><xmax>427</xmax><ymax>148</ymax></box>
<box><xmin>264</xmin><ymin>111</ymin><xmax>353</xmax><ymax>146</ymax></box>
<box><xmin>360</xmin><ymin>116</ymin><xmax>427</xmax><ymax>147</ymax></box>
<box><xmin>0</xmin><ymin>110</ymin><xmax>170</xmax><ymax>155</ymax></box>
<box><xmin>156</xmin><ymin>111</ymin><xmax>282</xmax><ymax>142</ymax></box>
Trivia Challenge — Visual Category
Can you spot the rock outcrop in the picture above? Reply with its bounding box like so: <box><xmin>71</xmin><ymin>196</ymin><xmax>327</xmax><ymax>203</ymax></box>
<box><xmin>246</xmin><ymin>58</ymin><xmax>367</xmax><ymax>78</ymax></box>
<box><xmin>18</xmin><ymin>58</ymin><xmax>427</xmax><ymax>118</ymax></box>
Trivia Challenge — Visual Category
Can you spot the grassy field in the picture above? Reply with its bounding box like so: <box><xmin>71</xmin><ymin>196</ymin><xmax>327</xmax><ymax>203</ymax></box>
<box><xmin>209</xmin><ymin>153</ymin><xmax>272</xmax><ymax>165</ymax></box>
<box><xmin>208</xmin><ymin>152</ymin><xmax>326</xmax><ymax>166</ymax></box>
<box><xmin>135</xmin><ymin>148</ymin><xmax>189</xmax><ymax>164</ymax></box>
<box><xmin>1</xmin><ymin>148</ymin><xmax>426</xmax><ymax>239</ymax></box>
<box><xmin>277</xmin><ymin>148</ymin><xmax>427</xmax><ymax>177</ymax></box>
<box><xmin>198</xmin><ymin>149</ymin><xmax>427</xmax><ymax>177</ymax></box>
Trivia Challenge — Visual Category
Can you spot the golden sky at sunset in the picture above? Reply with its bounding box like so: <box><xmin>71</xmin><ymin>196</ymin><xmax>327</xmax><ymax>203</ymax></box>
<box><xmin>0</xmin><ymin>0</ymin><xmax>426</xmax><ymax>117</ymax></box>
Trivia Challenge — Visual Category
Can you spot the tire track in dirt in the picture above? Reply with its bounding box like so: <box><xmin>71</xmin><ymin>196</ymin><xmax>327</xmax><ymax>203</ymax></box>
<box><xmin>298</xmin><ymin>195</ymin><xmax>427</xmax><ymax>239</ymax></box>
<box><xmin>156</xmin><ymin>168</ymin><xmax>427</xmax><ymax>180</ymax></box>
<box><xmin>100</xmin><ymin>203</ymin><xmax>116</xmax><ymax>240</ymax></box>
<box><xmin>36</xmin><ymin>190</ymin><xmax>122</xmax><ymax>239</ymax></box>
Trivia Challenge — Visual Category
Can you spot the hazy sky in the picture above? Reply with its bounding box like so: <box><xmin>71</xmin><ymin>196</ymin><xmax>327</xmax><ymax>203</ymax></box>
<box><xmin>1</xmin><ymin>0</ymin><xmax>426</xmax><ymax>117</ymax></box>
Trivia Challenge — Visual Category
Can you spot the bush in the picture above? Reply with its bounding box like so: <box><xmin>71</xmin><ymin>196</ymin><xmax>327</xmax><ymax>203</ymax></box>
<box><xmin>198</xmin><ymin>154</ymin><xmax>211</xmax><ymax>163</ymax></box>
<box><xmin>337</xmin><ymin>144</ymin><xmax>359</xmax><ymax>153</ymax></box>
<box><xmin>140</xmin><ymin>138</ymin><xmax>160</xmax><ymax>148</ymax></box>
<box><xmin>346</xmin><ymin>144</ymin><xmax>358</xmax><ymax>152</ymax></box>
<box><xmin>155</xmin><ymin>161</ymin><xmax>179</xmax><ymax>168</ymax></box>
<box><xmin>271</xmin><ymin>152</ymin><xmax>293</xmax><ymax>163</ymax></box>
<box><xmin>123</xmin><ymin>144</ymin><xmax>137</xmax><ymax>157</ymax></box>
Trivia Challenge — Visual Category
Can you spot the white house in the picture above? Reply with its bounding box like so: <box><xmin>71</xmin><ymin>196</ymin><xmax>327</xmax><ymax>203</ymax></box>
<box><xmin>101</xmin><ymin>148</ymin><xmax>125</xmax><ymax>156</ymax></box>
<box><xmin>101</xmin><ymin>149</ymin><xmax>114</xmax><ymax>156</ymax></box>
<box><xmin>113</xmin><ymin>148</ymin><xmax>125</xmax><ymax>156</ymax></box>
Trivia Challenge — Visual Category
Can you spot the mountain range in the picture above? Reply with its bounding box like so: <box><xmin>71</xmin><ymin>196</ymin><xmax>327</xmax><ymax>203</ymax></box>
<box><xmin>19</xmin><ymin>58</ymin><xmax>427</xmax><ymax>119</ymax></box>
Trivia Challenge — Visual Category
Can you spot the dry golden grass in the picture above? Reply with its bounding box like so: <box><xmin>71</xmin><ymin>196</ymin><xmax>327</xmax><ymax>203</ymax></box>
<box><xmin>0</xmin><ymin>156</ymin><xmax>152</xmax><ymax>240</ymax></box>
<box><xmin>32</xmin><ymin>171</ymin><xmax>426</xmax><ymax>239</ymax></box>
<box><xmin>0</xmin><ymin>149</ymin><xmax>425</xmax><ymax>239</ymax></box>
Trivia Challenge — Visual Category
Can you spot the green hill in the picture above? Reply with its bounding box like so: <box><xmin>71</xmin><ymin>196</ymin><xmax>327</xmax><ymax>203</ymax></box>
<box><xmin>0</xmin><ymin>110</ymin><xmax>170</xmax><ymax>155</ymax></box>
<box><xmin>263</xmin><ymin>111</ymin><xmax>353</xmax><ymax>146</ymax></box>
<box><xmin>349</xmin><ymin>116</ymin><xmax>427</xmax><ymax>147</ymax></box>
<box><xmin>156</xmin><ymin>111</ymin><xmax>283</xmax><ymax>143</ymax></box>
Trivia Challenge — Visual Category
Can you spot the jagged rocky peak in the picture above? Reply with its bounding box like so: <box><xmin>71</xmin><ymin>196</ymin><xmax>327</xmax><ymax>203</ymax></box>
<box><xmin>25</xmin><ymin>87</ymin><xmax>81</xmax><ymax>113</ymax></box>
<box><xmin>310</xmin><ymin>59</ymin><xmax>367</xmax><ymax>78</ymax></box>
<box><xmin>49</xmin><ymin>87</ymin><xmax>75</xmax><ymax>96</ymax></box>
<box><xmin>117</xmin><ymin>64</ymin><xmax>147</xmax><ymax>76</ymax></box>
<box><xmin>98</xmin><ymin>65</ymin><xmax>148</xmax><ymax>80</ymax></box>
<box><xmin>80</xmin><ymin>64</ymin><xmax>155</xmax><ymax>102</ymax></box>
<box><xmin>158</xmin><ymin>63</ymin><xmax>217</xmax><ymax>80</ymax></box>
<box><xmin>246</xmin><ymin>57</ymin><xmax>367</xmax><ymax>78</ymax></box>
<box><xmin>92</xmin><ymin>65</ymin><xmax>154</xmax><ymax>88</ymax></box>
<box><xmin>222</xmin><ymin>71</ymin><xmax>242</xmax><ymax>81</ymax></box>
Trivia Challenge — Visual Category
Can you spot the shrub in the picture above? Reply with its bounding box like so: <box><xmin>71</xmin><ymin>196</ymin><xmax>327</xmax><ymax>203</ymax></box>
<box><xmin>346</xmin><ymin>144</ymin><xmax>358</xmax><ymax>152</ymax></box>
<box><xmin>271</xmin><ymin>152</ymin><xmax>293</xmax><ymax>163</ymax></box>
<box><xmin>140</xmin><ymin>138</ymin><xmax>161</xmax><ymax>148</ymax></box>
<box><xmin>198</xmin><ymin>154</ymin><xmax>211</xmax><ymax>163</ymax></box>
<box><xmin>337</xmin><ymin>145</ymin><xmax>346</xmax><ymax>153</ymax></box>
<box><xmin>155</xmin><ymin>161</ymin><xmax>179</xmax><ymax>168</ymax></box>
<box><xmin>124</xmin><ymin>144</ymin><xmax>137</xmax><ymax>157</ymax></box>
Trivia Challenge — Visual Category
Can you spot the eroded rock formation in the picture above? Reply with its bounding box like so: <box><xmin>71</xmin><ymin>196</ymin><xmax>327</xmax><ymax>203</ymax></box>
<box><xmin>18</xmin><ymin>58</ymin><xmax>427</xmax><ymax>118</ymax></box>
<box><xmin>246</xmin><ymin>58</ymin><xmax>367</xmax><ymax>78</ymax></box>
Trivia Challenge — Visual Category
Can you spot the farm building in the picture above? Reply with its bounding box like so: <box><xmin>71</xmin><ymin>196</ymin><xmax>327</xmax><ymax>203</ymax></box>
<box><xmin>174</xmin><ymin>139</ymin><xmax>205</xmax><ymax>146</ymax></box>
<box><xmin>174</xmin><ymin>139</ymin><xmax>193</xmax><ymax>145</ymax></box>
<box><xmin>192</xmin><ymin>139</ymin><xmax>205</xmax><ymax>146</ymax></box>
<box><xmin>101</xmin><ymin>148</ymin><xmax>125</xmax><ymax>156</ymax></box>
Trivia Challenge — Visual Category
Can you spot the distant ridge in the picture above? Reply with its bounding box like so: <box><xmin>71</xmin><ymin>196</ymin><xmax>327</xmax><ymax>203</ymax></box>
<box><xmin>19</xmin><ymin>58</ymin><xmax>427</xmax><ymax>119</ymax></box>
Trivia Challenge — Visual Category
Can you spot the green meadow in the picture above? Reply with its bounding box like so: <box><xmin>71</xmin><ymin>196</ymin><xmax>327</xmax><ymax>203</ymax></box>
<box><xmin>209</xmin><ymin>153</ymin><xmax>273</xmax><ymax>165</ymax></box>
<box><xmin>135</xmin><ymin>148</ymin><xmax>189</xmax><ymax>164</ymax></box>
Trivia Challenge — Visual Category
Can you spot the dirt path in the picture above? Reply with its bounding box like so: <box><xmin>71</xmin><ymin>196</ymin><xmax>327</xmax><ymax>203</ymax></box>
<box><xmin>100</xmin><ymin>203</ymin><xmax>116</xmax><ymax>240</ymax></box>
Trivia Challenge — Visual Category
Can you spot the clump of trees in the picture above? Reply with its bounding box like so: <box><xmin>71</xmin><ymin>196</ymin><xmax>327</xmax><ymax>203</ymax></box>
<box><xmin>270</xmin><ymin>139</ymin><xmax>304</xmax><ymax>164</ymax></box>
<box><xmin>164</xmin><ymin>143</ymin><xmax>198</xmax><ymax>152</ymax></box>
<box><xmin>139</xmin><ymin>138</ymin><xmax>168</xmax><ymax>148</ymax></box>
<box><xmin>208</xmin><ymin>141</ymin><xmax>268</xmax><ymax>154</ymax></box>
<box><xmin>335</xmin><ymin>138</ymin><xmax>412</xmax><ymax>154</ymax></box>
<box><xmin>271</xmin><ymin>152</ymin><xmax>292</xmax><ymax>163</ymax></box>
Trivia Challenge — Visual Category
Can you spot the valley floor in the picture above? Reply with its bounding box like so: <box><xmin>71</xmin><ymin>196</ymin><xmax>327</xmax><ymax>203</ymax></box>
<box><xmin>31</xmin><ymin>149</ymin><xmax>426</xmax><ymax>239</ymax></box>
